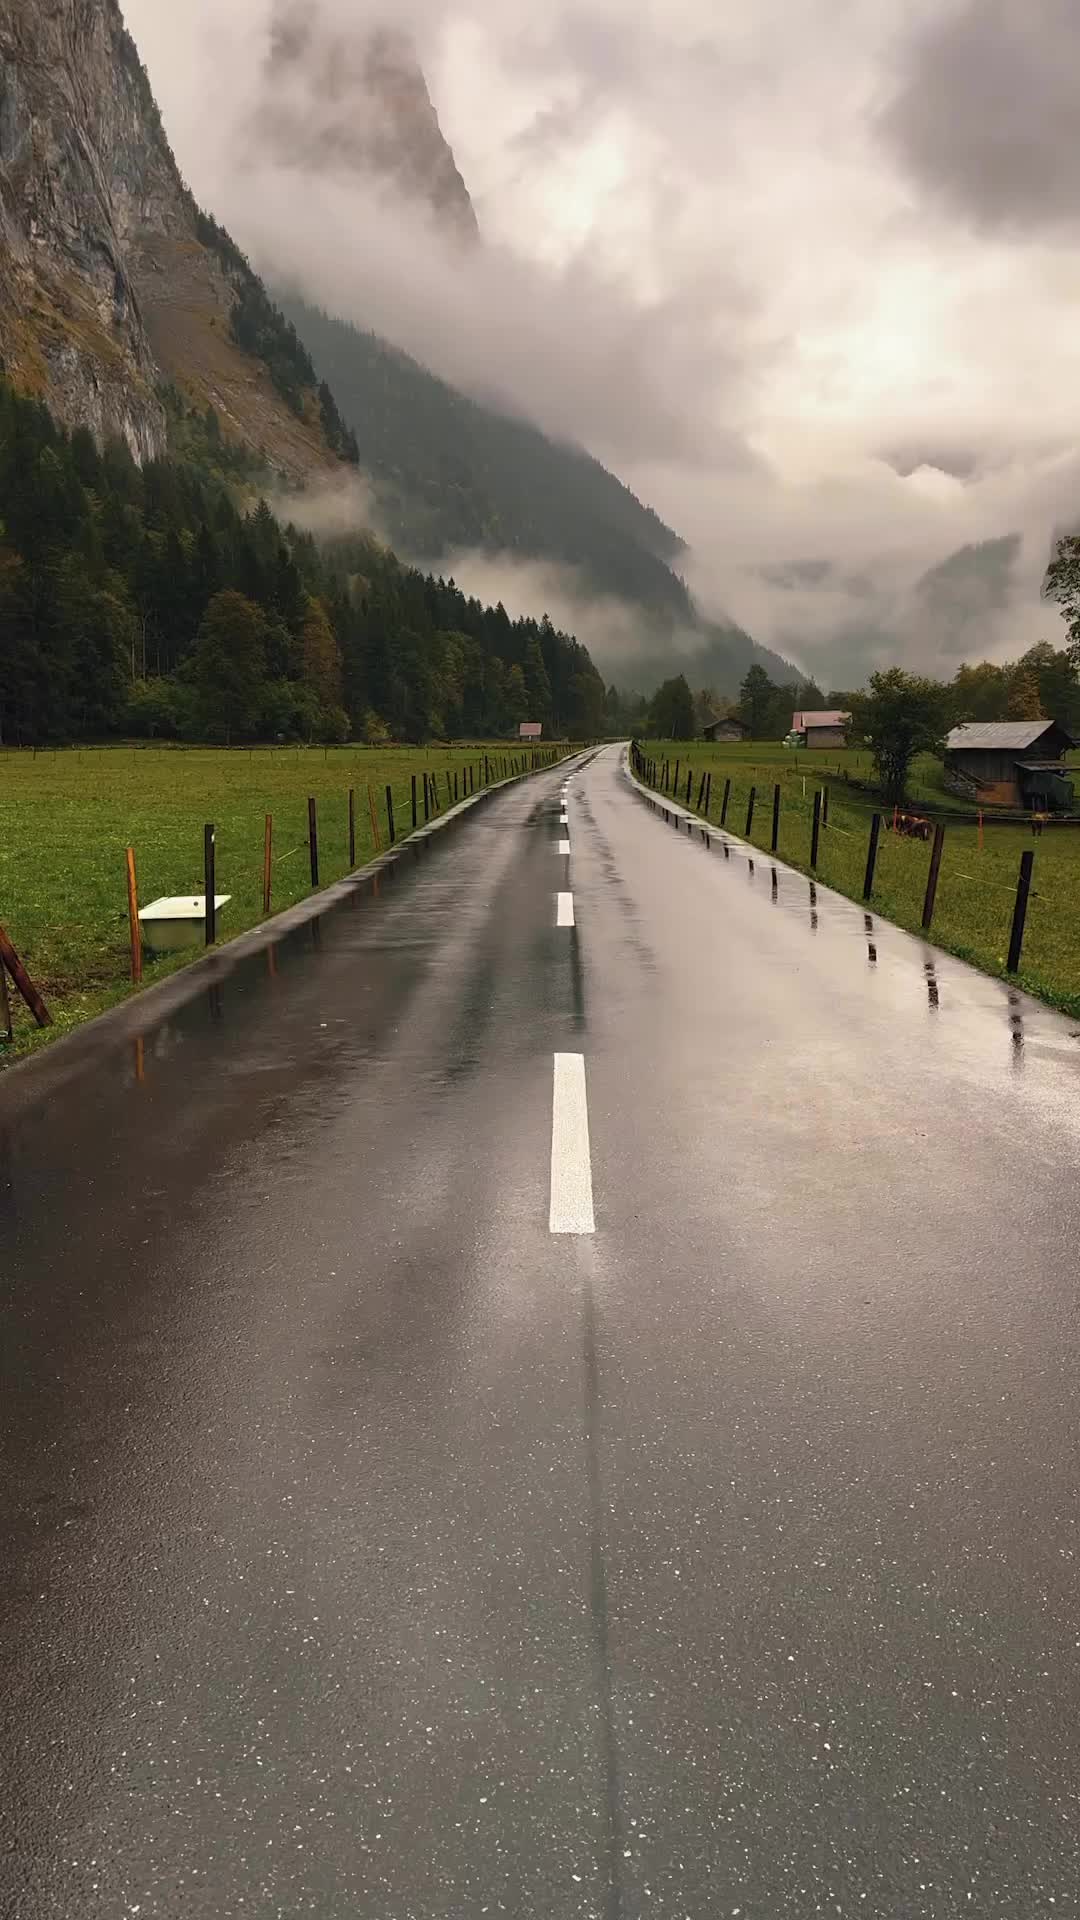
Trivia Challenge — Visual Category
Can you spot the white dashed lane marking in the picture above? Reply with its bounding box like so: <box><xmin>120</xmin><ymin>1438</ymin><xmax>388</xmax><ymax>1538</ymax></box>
<box><xmin>557</xmin><ymin>892</ymin><xmax>575</xmax><ymax>927</ymax></box>
<box><xmin>549</xmin><ymin>1053</ymin><xmax>595</xmax><ymax>1234</ymax></box>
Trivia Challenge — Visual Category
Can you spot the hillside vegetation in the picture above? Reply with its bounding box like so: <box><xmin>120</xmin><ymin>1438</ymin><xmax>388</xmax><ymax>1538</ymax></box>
<box><xmin>0</xmin><ymin>378</ymin><xmax>606</xmax><ymax>748</ymax></box>
<box><xmin>277</xmin><ymin>295</ymin><xmax>795</xmax><ymax>694</ymax></box>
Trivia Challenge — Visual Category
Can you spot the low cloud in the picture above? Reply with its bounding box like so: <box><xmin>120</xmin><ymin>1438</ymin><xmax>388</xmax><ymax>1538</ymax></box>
<box><xmin>272</xmin><ymin>468</ymin><xmax>382</xmax><ymax>541</ymax></box>
<box><xmin>433</xmin><ymin>548</ymin><xmax>702</xmax><ymax>679</ymax></box>
<box><xmin>124</xmin><ymin>0</ymin><xmax>1080</xmax><ymax>685</ymax></box>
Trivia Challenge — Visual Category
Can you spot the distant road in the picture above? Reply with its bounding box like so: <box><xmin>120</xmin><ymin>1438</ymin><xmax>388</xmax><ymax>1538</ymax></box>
<box><xmin>4</xmin><ymin>746</ymin><xmax>1080</xmax><ymax>1917</ymax></box>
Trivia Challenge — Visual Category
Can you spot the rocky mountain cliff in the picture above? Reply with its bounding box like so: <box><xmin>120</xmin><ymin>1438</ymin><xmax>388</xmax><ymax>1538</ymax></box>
<box><xmin>255</xmin><ymin>7</ymin><xmax>478</xmax><ymax>242</ymax></box>
<box><xmin>0</xmin><ymin>0</ymin><xmax>343</xmax><ymax>475</ymax></box>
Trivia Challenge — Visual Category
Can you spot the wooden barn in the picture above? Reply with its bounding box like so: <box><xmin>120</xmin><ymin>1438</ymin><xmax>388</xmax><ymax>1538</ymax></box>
<box><xmin>701</xmin><ymin>714</ymin><xmax>748</xmax><ymax>743</ymax></box>
<box><xmin>791</xmin><ymin>709</ymin><xmax>850</xmax><ymax>749</ymax></box>
<box><xmin>944</xmin><ymin>721</ymin><xmax>1077</xmax><ymax>810</ymax></box>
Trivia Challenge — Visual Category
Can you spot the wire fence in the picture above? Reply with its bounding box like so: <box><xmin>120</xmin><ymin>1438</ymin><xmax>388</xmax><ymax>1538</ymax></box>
<box><xmin>630</xmin><ymin>742</ymin><xmax>1072</xmax><ymax>998</ymax></box>
<box><xmin>1</xmin><ymin>743</ymin><xmax>585</xmax><ymax>1046</ymax></box>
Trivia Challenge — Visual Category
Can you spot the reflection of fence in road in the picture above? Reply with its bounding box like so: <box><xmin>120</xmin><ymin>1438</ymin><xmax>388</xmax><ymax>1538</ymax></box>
<box><xmin>631</xmin><ymin>743</ymin><xmax>1044</xmax><ymax>985</ymax></box>
<box><xmin>1</xmin><ymin>745</ymin><xmax>581</xmax><ymax>1051</ymax></box>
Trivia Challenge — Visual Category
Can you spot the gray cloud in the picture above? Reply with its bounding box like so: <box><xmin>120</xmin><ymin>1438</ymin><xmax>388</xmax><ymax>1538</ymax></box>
<box><xmin>881</xmin><ymin>0</ymin><xmax>1080</xmax><ymax>234</ymax></box>
<box><xmin>122</xmin><ymin>0</ymin><xmax>1080</xmax><ymax>684</ymax></box>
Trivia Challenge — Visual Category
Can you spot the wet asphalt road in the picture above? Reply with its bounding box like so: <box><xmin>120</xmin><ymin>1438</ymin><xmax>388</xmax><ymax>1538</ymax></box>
<box><xmin>3</xmin><ymin>746</ymin><xmax>1080</xmax><ymax>1918</ymax></box>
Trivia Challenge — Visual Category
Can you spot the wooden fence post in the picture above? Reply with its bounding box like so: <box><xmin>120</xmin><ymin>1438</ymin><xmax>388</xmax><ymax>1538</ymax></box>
<box><xmin>308</xmin><ymin>797</ymin><xmax>319</xmax><ymax>888</ymax></box>
<box><xmin>863</xmin><ymin>812</ymin><xmax>881</xmax><ymax>901</ymax></box>
<box><xmin>263</xmin><ymin>814</ymin><xmax>273</xmax><ymax>914</ymax></box>
<box><xmin>0</xmin><ymin>926</ymin><xmax>50</xmax><ymax>1028</ymax></box>
<box><xmin>367</xmin><ymin>783</ymin><xmax>382</xmax><ymax>851</ymax></box>
<box><xmin>125</xmin><ymin>846</ymin><xmax>142</xmax><ymax>984</ymax></box>
<box><xmin>922</xmin><ymin>823</ymin><xmax>945</xmax><ymax>930</ymax></box>
<box><xmin>1007</xmin><ymin>851</ymin><xmax>1035</xmax><ymax>973</ymax></box>
<box><xmin>204</xmin><ymin>824</ymin><xmax>216</xmax><ymax>945</ymax></box>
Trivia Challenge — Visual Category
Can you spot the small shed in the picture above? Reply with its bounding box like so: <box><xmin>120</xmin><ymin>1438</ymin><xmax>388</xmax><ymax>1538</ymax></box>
<box><xmin>792</xmin><ymin>709</ymin><xmax>850</xmax><ymax>750</ymax></box>
<box><xmin>944</xmin><ymin>721</ymin><xmax>1077</xmax><ymax>810</ymax></box>
<box><xmin>519</xmin><ymin>722</ymin><xmax>543</xmax><ymax>740</ymax></box>
<box><xmin>701</xmin><ymin>715</ymin><xmax>747</xmax><ymax>743</ymax></box>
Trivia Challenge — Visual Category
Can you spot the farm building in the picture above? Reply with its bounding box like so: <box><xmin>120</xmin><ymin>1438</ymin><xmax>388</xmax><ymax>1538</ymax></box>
<box><xmin>701</xmin><ymin>715</ymin><xmax>748</xmax><ymax>742</ymax></box>
<box><xmin>791</xmin><ymin>709</ymin><xmax>850</xmax><ymax>749</ymax></box>
<box><xmin>944</xmin><ymin>721</ymin><xmax>1077</xmax><ymax>810</ymax></box>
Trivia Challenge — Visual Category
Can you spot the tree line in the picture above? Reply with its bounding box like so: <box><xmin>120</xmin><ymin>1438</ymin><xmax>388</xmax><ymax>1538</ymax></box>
<box><xmin>639</xmin><ymin>558</ymin><xmax>1080</xmax><ymax>806</ymax></box>
<box><xmin>0</xmin><ymin>379</ymin><xmax>608</xmax><ymax>747</ymax></box>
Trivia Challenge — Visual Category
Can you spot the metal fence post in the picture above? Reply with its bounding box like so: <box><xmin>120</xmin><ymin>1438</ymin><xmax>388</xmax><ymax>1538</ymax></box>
<box><xmin>411</xmin><ymin>774</ymin><xmax>418</xmax><ymax>832</ymax></box>
<box><xmin>922</xmin><ymin>823</ymin><xmax>945</xmax><ymax>930</ymax></box>
<box><xmin>745</xmin><ymin>786</ymin><xmax>756</xmax><ymax>837</ymax></box>
<box><xmin>810</xmin><ymin>790</ymin><xmax>821</xmax><ymax>869</ymax></box>
<box><xmin>771</xmin><ymin>783</ymin><xmax>781</xmax><ymax>853</ymax></box>
<box><xmin>204</xmin><ymin>823</ymin><xmax>217</xmax><ymax>944</ymax></box>
<box><xmin>385</xmin><ymin>784</ymin><xmax>396</xmax><ymax>844</ymax></box>
<box><xmin>721</xmin><ymin>777</ymin><xmax>731</xmax><ymax>826</ymax></box>
<box><xmin>308</xmin><ymin>796</ymin><xmax>319</xmax><ymax>888</ymax></box>
<box><xmin>1007</xmin><ymin>851</ymin><xmax>1035</xmax><ymax>973</ymax></box>
<box><xmin>862</xmin><ymin>812</ymin><xmax>881</xmax><ymax>900</ymax></box>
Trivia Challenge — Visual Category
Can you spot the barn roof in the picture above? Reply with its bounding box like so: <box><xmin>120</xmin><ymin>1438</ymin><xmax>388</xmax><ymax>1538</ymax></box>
<box><xmin>946</xmin><ymin>721</ymin><xmax>1075</xmax><ymax>751</ymax></box>
<box><xmin>792</xmin><ymin>710</ymin><xmax>850</xmax><ymax>731</ymax></box>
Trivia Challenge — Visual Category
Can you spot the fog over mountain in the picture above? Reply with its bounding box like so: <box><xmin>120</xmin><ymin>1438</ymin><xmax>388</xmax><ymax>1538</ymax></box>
<box><xmin>124</xmin><ymin>0</ymin><xmax>1080</xmax><ymax>682</ymax></box>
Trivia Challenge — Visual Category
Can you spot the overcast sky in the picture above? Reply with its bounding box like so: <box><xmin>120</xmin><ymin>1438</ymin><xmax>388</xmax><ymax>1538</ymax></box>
<box><xmin>124</xmin><ymin>0</ymin><xmax>1080</xmax><ymax>679</ymax></box>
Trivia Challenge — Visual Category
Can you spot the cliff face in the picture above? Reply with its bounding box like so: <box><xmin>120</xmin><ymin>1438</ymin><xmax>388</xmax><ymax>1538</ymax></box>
<box><xmin>258</xmin><ymin>6</ymin><xmax>479</xmax><ymax>243</ymax></box>
<box><xmin>0</xmin><ymin>0</ymin><xmax>339</xmax><ymax>475</ymax></box>
<box><xmin>0</xmin><ymin>0</ymin><xmax>167</xmax><ymax>457</ymax></box>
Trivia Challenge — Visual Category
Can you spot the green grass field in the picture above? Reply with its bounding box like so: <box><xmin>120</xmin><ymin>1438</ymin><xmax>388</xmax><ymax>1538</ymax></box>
<box><xmin>640</xmin><ymin>740</ymin><xmax>1080</xmax><ymax>1017</ymax></box>
<box><xmin>0</xmin><ymin>742</ymin><xmax>564</xmax><ymax>1059</ymax></box>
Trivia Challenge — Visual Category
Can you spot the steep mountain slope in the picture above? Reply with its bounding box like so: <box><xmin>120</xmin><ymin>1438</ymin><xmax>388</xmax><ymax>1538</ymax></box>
<box><xmin>275</xmin><ymin>293</ymin><xmax>794</xmax><ymax>691</ymax></box>
<box><xmin>0</xmin><ymin>0</ymin><xmax>345</xmax><ymax>477</ymax></box>
<box><xmin>255</xmin><ymin>8</ymin><xmax>478</xmax><ymax>243</ymax></box>
<box><xmin>276</xmin><ymin>294</ymin><xmax>687</xmax><ymax>612</ymax></box>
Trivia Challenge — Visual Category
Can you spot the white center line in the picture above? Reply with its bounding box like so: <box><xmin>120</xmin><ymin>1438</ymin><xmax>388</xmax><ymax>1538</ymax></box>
<box><xmin>560</xmin><ymin>812</ymin><xmax>568</xmax><ymax>825</ymax></box>
<box><xmin>557</xmin><ymin>838</ymin><xmax>571</xmax><ymax>854</ymax></box>
<box><xmin>557</xmin><ymin>891</ymin><xmax>575</xmax><ymax>926</ymax></box>
<box><xmin>549</xmin><ymin>1053</ymin><xmax>595</xmax><ymax>1234</ymax></box>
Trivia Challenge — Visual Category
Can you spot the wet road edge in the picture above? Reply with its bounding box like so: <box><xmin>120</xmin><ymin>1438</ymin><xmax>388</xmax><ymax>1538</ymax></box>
<box><xmin>0</xmin><ymin>753</ymin><xmax>592</xmax><ymax>1113</ymax></box>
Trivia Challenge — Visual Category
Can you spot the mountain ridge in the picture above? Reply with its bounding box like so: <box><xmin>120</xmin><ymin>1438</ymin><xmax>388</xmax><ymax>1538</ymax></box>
<box><xmin>276</xmin><ymin>292</ymin><xmax>795</xmax><ymax>693</ymax></box>
<box><xmin>0</xmin><ymin>0</ymin><xmax>347</xmax><ymax>477</ymax></box>
<box><xmin>256</xmin><ymin>8</ymin><xmax>479</xmax><ymax>243</ymax></box>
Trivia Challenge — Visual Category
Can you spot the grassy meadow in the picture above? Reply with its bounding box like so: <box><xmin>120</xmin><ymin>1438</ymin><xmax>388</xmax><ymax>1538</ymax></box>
<box><xmin>641</xmin><ymin>739</ymin><xmax>1080</xmax><ymax>1017</ymax></box>
<box><xmin>0</xmin><ymin>742</ymin><xmax>560</xmax><ymax>1059</ymax></box>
